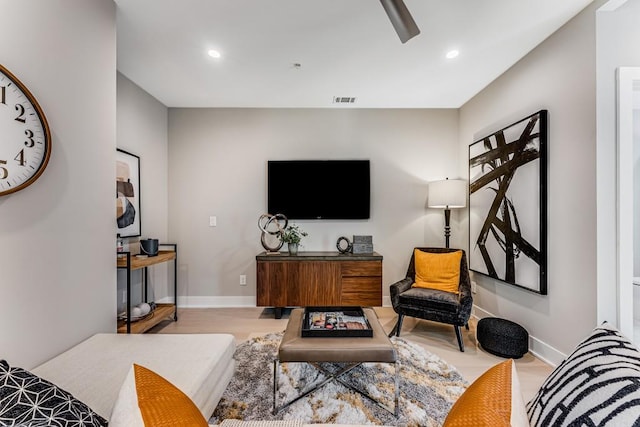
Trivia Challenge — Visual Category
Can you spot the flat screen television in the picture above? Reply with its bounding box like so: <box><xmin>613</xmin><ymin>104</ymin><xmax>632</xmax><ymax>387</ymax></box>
<box><xmin>268</xmin><ymin>160</ymin><xmax>370</xmax><ymax>220</ymax></box>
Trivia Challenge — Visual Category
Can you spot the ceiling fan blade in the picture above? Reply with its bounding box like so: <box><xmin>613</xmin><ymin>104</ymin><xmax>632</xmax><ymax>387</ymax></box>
<box><xmin>379</xmin><ymin>0</ymin><xmax>421</xmax><ymax>43</ymax></box>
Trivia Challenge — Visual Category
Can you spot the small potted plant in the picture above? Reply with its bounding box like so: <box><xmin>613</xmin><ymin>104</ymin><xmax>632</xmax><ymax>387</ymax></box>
<box><xmin>280</xmin><ymin>223</ymin><xmax>308</xmax><ymax>255</ymax></box>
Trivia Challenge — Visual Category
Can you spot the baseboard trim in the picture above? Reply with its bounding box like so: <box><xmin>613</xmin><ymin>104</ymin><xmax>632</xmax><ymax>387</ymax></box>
<box><xmin>158</xmin><ymin>295</ymin><xmax>393</xmax><ymax>308</ymax></box>
<box><xmin>156</xmin><ymin>296</ymin><xmax>256</xmax><ymax>307</ymax></box>
<box><xmin>472</xmin><ymin>305</ymin><xmax>566</xmax><ymax>367</ymax></box>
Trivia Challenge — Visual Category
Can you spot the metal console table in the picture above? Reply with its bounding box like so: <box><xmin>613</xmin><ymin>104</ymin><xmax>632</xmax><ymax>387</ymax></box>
<box><xmin>116</xmin><ymin>243</ymin><xmax>178</xmax><ymax>333</ymax></box>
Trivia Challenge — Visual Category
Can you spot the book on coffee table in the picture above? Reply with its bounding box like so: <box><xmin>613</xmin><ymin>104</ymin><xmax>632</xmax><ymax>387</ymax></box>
<box><xmin>302</xmin><ymin>306</ymin><xmax>373</xmax><ymax>337</ymax></box>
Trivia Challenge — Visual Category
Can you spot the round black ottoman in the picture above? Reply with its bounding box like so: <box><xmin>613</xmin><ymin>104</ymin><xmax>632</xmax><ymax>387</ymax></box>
<box><xmin>477</xmin><ymin>317</ymin><xmax>529</xmax><ymax>359</ymax></box>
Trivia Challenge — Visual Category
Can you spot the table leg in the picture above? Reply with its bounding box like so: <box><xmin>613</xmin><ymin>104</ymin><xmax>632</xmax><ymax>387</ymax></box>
<box><xmin>273</xmin><ymin>361</ymin><xmax>399</xmax><ymax>417</ymax></box>
<box><xmin>394</xmin><ymin>361</ymin><xmax>399</xmax><ymax>416</ymax></box>
<box><xmin>273</xmin><ymin>359</ymin><xmax>279</xmax><ymax>415</ymax></box>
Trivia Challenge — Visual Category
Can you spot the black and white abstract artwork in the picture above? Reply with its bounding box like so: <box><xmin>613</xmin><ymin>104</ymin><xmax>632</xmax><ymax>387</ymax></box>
<box><xmin>468</xmin><ymin>110</ymin><xmax>547</xmax><ymax>294</ymax></box>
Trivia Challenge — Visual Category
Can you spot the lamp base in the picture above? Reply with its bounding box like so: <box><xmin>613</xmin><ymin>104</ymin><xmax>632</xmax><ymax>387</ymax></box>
<box><xmin>444</xmin><ymin>208</ymin><xmax>451</xmax><ymax>249</ymax></box>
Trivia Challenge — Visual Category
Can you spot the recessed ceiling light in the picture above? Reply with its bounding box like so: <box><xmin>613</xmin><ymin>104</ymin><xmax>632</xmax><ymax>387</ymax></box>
<box><xmin>446</xmin><ymin>50</ymin><xmax>459</xmax><ymax>59</ymax></box>
<box><xmin>207</xmin><ymin>49</ymin><xmax>221</xmax><ymax>59</ymax></box>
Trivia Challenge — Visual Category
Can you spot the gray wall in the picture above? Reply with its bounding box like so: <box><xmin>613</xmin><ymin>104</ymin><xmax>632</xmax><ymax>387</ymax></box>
<box><xmin>116</xmin><ymin>73</ymin><xmax>169</xmax><ymax>309</ymax></box>
<box><xmin>459</xmin><ymin>2</ymin><xmax>599</xmax><ymax>363</ymax></box>
<box><xmin>167</xmin><ymin>108</ymin><xmax>460</xmax><ymax>306</ymax></box>
<box><xmin>0</xmin><ymin>0</ymin><xmax>116</xmax><ymax>369</ymax></box>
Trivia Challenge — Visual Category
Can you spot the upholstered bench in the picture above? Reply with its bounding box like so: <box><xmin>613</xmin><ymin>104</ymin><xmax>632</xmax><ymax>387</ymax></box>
<box><xmin>275</xmin><ymin>308</ymin><xmax>398</xmax><ymax>416</ymax></box>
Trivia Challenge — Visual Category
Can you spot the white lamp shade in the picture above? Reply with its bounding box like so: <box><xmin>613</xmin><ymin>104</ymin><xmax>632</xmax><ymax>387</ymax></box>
<box><xmin>428</xmin><ymin>179</ymin><xmax>467</xmax><ymax>208</ymax></box>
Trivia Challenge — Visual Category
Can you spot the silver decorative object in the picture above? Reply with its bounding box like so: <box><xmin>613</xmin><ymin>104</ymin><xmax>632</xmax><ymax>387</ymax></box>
<box><xmin>258</xmin><ymin>213</ymin><xmax>288</xmax><ymax>252</ymax></box>
<box><xmin>336</xmin><ymin>236</ymin><xmax>353</xmax><ymax>254</ymax></box>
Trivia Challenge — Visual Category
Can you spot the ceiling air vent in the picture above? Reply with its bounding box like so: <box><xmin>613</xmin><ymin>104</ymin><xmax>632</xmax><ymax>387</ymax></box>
<box><xmin>333</xmin><ymin>96</ymin><xmax>357</xmax><ymax>104</ymax></box>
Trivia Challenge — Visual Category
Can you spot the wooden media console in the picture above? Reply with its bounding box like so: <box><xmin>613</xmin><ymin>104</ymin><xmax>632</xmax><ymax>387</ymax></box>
<box><xmin>256</xmin><ymin>251</ymin><xmax>383</xmax><ymax>318</ymax></box>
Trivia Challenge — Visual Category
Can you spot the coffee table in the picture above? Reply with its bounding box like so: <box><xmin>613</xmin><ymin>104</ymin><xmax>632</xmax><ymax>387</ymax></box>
<box><xmin>273</xmin><ymin>307</ymin><xmax>399</xmax><ymax>416</ymax></box>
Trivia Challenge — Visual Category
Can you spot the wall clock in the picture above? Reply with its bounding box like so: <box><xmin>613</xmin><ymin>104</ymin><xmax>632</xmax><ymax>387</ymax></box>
<box><xmin>0</xmin><ymin>64</ymin><xmax>51</xmax><ymax>196</ymax></box>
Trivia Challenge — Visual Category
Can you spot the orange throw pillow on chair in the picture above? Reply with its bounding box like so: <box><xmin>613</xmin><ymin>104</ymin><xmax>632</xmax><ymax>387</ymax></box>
<box><xmin>412</xmin><ymin>249</ymin><xmax>462</xmax><ymax>294</ymax></box>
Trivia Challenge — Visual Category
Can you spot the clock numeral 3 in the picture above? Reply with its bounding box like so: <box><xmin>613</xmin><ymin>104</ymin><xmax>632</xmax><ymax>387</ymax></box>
<box><xmin>0</xmin><ymin>160</ymin><xmax>7</xmax><ymax>180</ymax></box>
<box><xmin>15</xmin><ymin>103</ymin><xmax>26</xmax><ymax>123</ymax></box>
<box><xmin>25</xmin><ymin>129</ymin><xmax>34</xmax><ymax>147</ymax></box>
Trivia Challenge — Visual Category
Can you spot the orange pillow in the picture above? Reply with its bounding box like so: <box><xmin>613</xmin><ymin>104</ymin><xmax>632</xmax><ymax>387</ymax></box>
<box><xmin>443</xmin><ymin>359</ymin><xmax>529</xmax><ymax>427</ymax></box>
<box><xmin>412</xmin><ymin>249</ymin><xmax>462</xmax><ymax>293</ymax></box>
<box><xmin>109</xmin><ymin>364</ymin><xmax>208</xmax><ymax>427</ymax></box>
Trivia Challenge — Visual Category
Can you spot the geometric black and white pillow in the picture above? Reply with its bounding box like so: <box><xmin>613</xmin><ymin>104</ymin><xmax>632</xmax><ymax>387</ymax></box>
<box><xmin>527</xmin><ymin>322</ymin><xmax>640</xmax><ymax>427</ymax></box>
<box><xmin>0</xmin><ymin>360</ymin><xmax>107</xmax><ymax>427</ymax></box>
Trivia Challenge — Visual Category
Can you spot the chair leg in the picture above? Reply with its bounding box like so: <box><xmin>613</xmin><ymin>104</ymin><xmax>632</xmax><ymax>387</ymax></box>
<box><xmin>454</xmin><ymin>325</ymin><xmax>465</xmax><ymax>352</ymax></box>
<box><xmin>388</xmin><ymin>322</ymin><xmax>397</xmax><ymax>337</ymax></box>
<box><xmin>390</xmin><ymin>314</ymin><xmax>404</xmax><ymax>337</ymax></box>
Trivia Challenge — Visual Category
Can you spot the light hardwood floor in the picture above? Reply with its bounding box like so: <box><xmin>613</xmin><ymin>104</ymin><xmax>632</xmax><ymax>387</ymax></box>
<box><xmin>149</xmin><ymin>307</ymin><xmax>554</xmax><ymax>402</ymax></box>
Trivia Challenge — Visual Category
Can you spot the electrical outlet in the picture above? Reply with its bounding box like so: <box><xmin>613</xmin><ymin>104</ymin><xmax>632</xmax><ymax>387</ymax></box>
<box><xmin>209</xmin><ymin>216</ymin><xmax>217</xmax><ymax>227</ymax></box>
<box><xmin>240</xmin><ymin>275</ymin><xmax>247</xmax><ymax>286</ymax></box>
<box><xmin>471</xmin><ymin>281</ymin><xmax>477</xmax><ymax>294</ymax></box>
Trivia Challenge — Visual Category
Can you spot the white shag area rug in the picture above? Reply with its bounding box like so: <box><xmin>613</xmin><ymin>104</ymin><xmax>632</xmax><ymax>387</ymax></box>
<box><xmin>210</xmin><ymin>332</ymin><xmax>467</xmax><ymax>427</ymax></box>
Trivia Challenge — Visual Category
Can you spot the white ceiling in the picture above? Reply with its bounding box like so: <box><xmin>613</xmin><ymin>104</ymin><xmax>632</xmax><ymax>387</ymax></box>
<box><xmin>115</xmin><ymin>0</ymin><xmax>593</xmax><ymax>108</ymax></box>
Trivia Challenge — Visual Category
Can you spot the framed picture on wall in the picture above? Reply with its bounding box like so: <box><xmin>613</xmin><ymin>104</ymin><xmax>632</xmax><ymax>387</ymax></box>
<box><xmin>468</xmin><ymin>110</ymin><xmax>548</xmax><ymax>294</ymax></box>
<box><xmin>116</xmin><ymin>149</ymin><xmax>141</xmax><ymax>238</ymax></box>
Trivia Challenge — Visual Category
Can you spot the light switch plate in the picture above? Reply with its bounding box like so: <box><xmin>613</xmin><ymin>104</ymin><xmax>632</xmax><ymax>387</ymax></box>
<box><xmin>209</xmin><ymin>216</ymin><xmax>217</xmax><ymax>227</ymax></box>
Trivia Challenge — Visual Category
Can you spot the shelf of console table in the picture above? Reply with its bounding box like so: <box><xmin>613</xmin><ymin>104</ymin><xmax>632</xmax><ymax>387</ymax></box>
<box><xmin>116</xmin><ymin>303</ymin><xmax>176</xmax><ymax>334</ymax></box>
<box><xmin>117</xmin><ymin>246</ymin><xmax>178</xmax><ymax>333</ymax></box>
<box><xmin>117</xmin><ymin>250</ymin><xmax>176</xmax><ymax>270</ymax></box>
<box><xmin>256</xmin><ymin>251</ymin><xmax>383</xmax><ymax>318</ymax></box>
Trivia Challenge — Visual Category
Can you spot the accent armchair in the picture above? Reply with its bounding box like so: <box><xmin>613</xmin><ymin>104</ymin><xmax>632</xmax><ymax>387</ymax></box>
<box><xmin>389</xmin><ymin>247</ymin><xmax>473</xmax><ymax>351</ymax></box>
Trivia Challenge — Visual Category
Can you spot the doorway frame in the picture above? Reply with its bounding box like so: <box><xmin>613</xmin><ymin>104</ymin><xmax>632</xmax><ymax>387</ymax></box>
<box><xmin>617</xmin><ymin>66</ymin><xmax>640</xmax><ymax>339</ymax></box>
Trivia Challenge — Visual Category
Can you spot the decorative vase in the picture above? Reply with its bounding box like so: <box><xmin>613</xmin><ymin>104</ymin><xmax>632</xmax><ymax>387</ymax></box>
<box><xmin>288</xmin><ymin>243</ymin><xmax>298</xmax><ymax>255</ymax></box>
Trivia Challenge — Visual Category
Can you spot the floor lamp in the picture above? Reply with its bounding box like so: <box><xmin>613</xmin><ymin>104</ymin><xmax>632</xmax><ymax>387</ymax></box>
<box><xmin>428</xmin><ymin>178</ymin><xmax>467</xmax><ymax>248</ymax></box>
